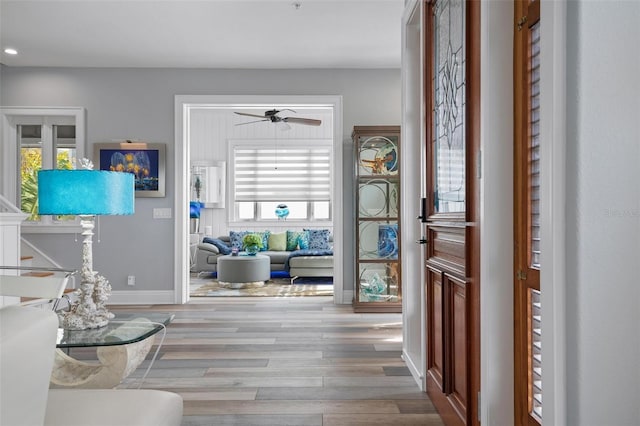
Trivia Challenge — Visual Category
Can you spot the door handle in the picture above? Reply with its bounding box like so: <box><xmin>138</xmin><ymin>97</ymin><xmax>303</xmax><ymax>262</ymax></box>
<box><xmin>417</xmin><ymin>197</ymin><xmax>428</xmax><ymax>223</ymax></box>
<box><xmin>416</xmin><ymin>238</ymin><xmax>428</xmax><ymax>244</ymax></box>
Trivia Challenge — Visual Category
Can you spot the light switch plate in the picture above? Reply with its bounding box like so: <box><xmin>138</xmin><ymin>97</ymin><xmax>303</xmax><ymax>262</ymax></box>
<box><xmin>153</xmin><ymin>208</ymin><xmax>172</xmax><ymax>219</ymax></box>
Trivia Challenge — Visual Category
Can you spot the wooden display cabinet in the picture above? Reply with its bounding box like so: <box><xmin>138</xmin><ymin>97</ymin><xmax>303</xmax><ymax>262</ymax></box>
<box><xmin>352</xmin><ymin>125</ymin><xmax>401</xmax><ymax>313</ymax></box>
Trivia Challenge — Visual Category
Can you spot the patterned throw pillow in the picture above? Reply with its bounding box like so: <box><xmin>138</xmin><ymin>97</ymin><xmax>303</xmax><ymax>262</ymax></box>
<box><xmin>298</xmin><ymin>231</ymin><xmax>310</xmax><ymax>250</ymax></box>
<box><xmin>255</xmin><ymin>231</ymin><xmax>271</xmax><ymax>251</ymax></box>
<box><xmin>304</xmin><ymin>228</ymin><xmax>331</xmax><ymax>250</ymax></box>
<box><xmin>286</xmin><ymin>230</ymin><xmax>308</xmax><ymax>251</ymax></box>
<box><xmin>268</xmin><ymin>232</ymin><xmax>287</xmax><ymax>251</ymax></box>
<box><xmin>202</xmin><ymin>237</ymin><xmax>232</xmax><ymax>255</ymax></box>
<box><xmin>229</xmin><ymin>230</ymin><xmax>250</xmax><ymax>250</ymax></box>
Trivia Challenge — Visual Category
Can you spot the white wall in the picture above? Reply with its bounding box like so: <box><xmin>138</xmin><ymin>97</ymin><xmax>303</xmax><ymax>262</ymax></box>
<box><xmin>0</xmin><ymin>67</ymin><xmax>400</xmax><ymax>299</ymax></box>
<box><xmin>479</xmin><ymin>1</ymin><xmax>514</xmax><ymax>424</ymax></box>
<box><xmin>565</xmin><ymin>1</ymin><xmax>640</xmax><ymax>424</ymax></box>
<box><xmin>401</xmin><ymin>0</ymin><xmax>427</xmax><ymax>390</ymax></box>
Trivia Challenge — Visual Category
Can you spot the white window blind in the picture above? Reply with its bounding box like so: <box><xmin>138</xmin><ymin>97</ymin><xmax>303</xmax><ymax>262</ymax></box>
<box><xmin>233</xmin><ymin>144</ymin><xmax>331</xmax><ymax>202</ymax></box>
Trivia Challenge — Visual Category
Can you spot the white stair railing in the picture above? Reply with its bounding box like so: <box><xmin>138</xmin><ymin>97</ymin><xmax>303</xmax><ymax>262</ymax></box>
<box><xmin>0</xmin><ymin>193</ymin><xmax>21</xmax><ymax>213</ymax></box>
<box><xmin>21</xmin><ymin>238</ymin><xmax>70</xmax><ymax>276</ymax></box>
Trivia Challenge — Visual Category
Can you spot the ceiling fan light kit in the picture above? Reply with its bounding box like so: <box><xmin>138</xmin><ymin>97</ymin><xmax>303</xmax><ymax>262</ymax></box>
<box><xmin>235</xmin><ymin>109</ymin><xmax>321</xmax><ymax>127</ymax></box>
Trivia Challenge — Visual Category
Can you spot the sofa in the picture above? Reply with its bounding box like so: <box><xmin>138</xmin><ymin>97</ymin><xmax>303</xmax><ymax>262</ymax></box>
<box><xmin>194</xmin><ymin>229</ymin><xmax>334</xmax><ymax>281</ymax></box>
<box><xmin>0</xmin><ymin>304</ymin><xmax>183</xmax><ymax>426</ymax></box>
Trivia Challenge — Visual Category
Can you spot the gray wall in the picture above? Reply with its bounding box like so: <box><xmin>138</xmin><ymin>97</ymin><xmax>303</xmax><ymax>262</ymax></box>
<box><xmin>566</xmin><ymin>1</ymin><xmax>640</xmax><ymax>424</ymax></box>
<box><xmin>0</xmin><ymin>67</ymin><xmax>400</xmax><ymax>293</ymax></box>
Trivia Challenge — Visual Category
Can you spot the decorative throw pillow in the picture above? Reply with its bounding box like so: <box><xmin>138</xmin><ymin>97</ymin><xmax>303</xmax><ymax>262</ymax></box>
<box><xmin>286</xmin><ymin>230</ymin><xmax>306</xmax><ymax>251</ymax></box>
<box><xmin>202</xmin><ymin>237</ymin><xmax>232</xmax><ymax>255</ymax></box>
<box><xmin>229</xmin><ymin>230</ymin><xmax>250</xmax><ymax>250</ymax></box>
<box><xmin>304</xmin><ymin>228</ymin><xmax>331</xmax><ymax>250</ymax></box>
<box><xmin>255</xmin><ymin>231</ymin><xmax>271</xmax><ymax>251</ymax></box>
<box><xmin>297</xmin><ymin>231</ymin><xmax>310</xmax><ymax>250</ymax></box>
<box><xmin>268</xmin><ymin>232</ymin><xmax>287</xmax><ymax>251</ymax></box>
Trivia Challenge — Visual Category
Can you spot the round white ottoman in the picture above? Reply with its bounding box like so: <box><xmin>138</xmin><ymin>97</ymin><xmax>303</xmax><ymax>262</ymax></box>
<box><xmin>217</xmin><ymin>254</ymin><xmax>270</xmax><ymax>288</ymax></box>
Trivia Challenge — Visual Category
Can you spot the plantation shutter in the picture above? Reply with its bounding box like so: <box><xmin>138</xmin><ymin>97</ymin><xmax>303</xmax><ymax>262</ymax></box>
<box><xmin>529</xmin><ymin>19</ymin><xmax>541</xmax><ymax>270</ymax></box>
<box><xmin>233</xmin><ymin>145</ymin><xmax>331</xmax><ymax>202</ymax></box>
<box><xmin>528</xmin><ymin>15</ymin><xmax>543</xmax><ymax>422</ymax></box>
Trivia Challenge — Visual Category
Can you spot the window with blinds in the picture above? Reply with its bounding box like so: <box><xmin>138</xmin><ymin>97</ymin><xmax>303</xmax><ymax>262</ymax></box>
<box><xmin>233</xmin><ymin>144</ymin><xmax>332</xmax><ymax>202</ymax></box>
<box><xmin>231</xmin><ymin>141</ymin><xmax>333</xmax><ymax>222</ymax></box>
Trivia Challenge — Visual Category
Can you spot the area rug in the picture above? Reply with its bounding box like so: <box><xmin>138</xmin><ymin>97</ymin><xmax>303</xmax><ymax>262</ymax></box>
<box><xmin>190</xmin><ymin>277</ymin><xmax>333</xmax><ymax>297</ymax></box>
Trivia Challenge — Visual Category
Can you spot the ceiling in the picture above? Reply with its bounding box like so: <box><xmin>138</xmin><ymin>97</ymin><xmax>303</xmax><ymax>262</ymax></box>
<box><xmin>0</xmin><ymin>0</ymin><xmax>403</xmax><ymax>69</ymax></box>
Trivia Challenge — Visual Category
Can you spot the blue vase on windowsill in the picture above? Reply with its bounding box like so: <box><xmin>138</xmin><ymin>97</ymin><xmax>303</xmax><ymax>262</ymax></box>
<box><xmin>245</xmin><ymin>245</ymin><xmax>259</xmax><ymax>256</ymax></box>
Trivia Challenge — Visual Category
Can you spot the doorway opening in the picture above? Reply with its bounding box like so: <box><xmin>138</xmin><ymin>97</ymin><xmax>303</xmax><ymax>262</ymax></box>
<box><xmin>174</xmin><ymin>95</ymin><xmax>344</xmax><ymax>304</ymax></box>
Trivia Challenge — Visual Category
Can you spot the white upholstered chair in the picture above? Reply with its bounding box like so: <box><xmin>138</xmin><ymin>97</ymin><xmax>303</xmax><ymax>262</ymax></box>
<box><xmin>0</xmin><ymin>274</ymin><xmax>183</xmax><ymax>426</ymax></box>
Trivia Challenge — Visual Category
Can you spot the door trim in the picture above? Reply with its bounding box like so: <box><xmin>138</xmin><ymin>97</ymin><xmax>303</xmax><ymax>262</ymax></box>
<box><xmin>173</xmin><ymin>95</ymin><xmax>344</xmax><ymax>305</ymax></box>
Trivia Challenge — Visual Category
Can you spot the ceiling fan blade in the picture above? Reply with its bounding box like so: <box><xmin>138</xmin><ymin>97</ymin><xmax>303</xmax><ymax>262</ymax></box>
<box><xmin>234</xmin><ymin>112</ymin><xmax>267</xmax><ymax>119</ymax></box>
<box><xmin>282</xmin><ymin>117</ymin><xmax>322</xmax><ymax>126</ymax></box>
<box><xmin>235</xmin><ymin>119</ymin><xmax>269</xmax><ymax>126</ymax></box>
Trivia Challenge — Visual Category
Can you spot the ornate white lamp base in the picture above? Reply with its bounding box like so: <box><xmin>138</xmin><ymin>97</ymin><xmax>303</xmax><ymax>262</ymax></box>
<box><xmin>59</xmin><ymin>215</ymin><xmax>114</xmax><ymax>330</ymax></box>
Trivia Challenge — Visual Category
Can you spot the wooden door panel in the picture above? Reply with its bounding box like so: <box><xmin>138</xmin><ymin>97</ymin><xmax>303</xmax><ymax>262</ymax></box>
<box><xmin>427</xmin><ymin>266</ymin><xmax>445</xmax><ymax>389</ymax></box>
<box><xmin>429</xmin><ymin>225</ymin><xmax>466</xmax><ymax>275</ymax></box>
<box><xmin>449</xmin><ymin>276</ymin><xmax>468</xmax><ymax>421</ymax></box>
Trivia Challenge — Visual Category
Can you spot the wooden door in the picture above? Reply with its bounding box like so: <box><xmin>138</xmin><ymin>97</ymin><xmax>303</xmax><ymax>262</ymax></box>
<box><xmin>513</xmin><ymin>0</ymin><xmax>542</xmax><ymax>424</ymax></box>
<box><xmin>423</xmin><ymin>0</ymin><xmax>480</xmax><ymax>424</ymax></box>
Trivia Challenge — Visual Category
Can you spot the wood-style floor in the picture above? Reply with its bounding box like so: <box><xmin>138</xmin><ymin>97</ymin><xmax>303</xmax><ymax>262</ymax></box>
<box><xmin>94</xmin><ymin>297</ymin><xmax>444</xmax><ymax>426</ymax></box>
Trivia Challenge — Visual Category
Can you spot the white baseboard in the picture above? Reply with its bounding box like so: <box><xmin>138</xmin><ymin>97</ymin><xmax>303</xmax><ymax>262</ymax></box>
<box><xmin>402</xmin><ymin>349</ymin><xmax>425</xmax><ymax>392</ymax></box>
<box><xmin>340</xmin><ymin>290</ymin><xmax>354</xmax><ymax>305</ymax></box>
<box><xmin>109</xmin><ymin>290</ymin><xmax>176</xmax><ymax>305</ymax></box>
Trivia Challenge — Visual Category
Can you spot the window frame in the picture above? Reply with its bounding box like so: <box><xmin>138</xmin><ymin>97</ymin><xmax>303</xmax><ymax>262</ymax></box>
<box><xmin>1</xmin><ymin>107</ymin><xmax>86</xmax><ymax>233</ymax></box>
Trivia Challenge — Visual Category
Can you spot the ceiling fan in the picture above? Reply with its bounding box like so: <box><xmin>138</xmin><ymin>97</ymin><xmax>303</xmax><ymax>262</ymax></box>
<box><xmin>234</xmin><ymin>109</ymin><xmax>321</xmax><ymax>127</ymax></box>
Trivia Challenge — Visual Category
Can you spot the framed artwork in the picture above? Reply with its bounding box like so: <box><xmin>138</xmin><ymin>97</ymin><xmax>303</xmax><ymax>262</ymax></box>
<box><xmin>93</xmin><ymin>143</ymin><xmax>166</xmax><ymax>197</ymax></box>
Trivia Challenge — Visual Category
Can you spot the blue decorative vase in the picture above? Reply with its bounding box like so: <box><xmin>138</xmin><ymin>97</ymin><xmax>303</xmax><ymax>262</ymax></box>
<box><xmin>245</xmin><ymin>245</ymin><xmax>259</xmax><ymax>256</ymax></box>
<box><xmin>378</xmin><ymin>224</ymin><xmax>398</xmax><ymax>259</ymax></box>
<box><xmin>275</xmin><ymin>204</ymin><xmax>289</xmax><ymax>220</ymax></box>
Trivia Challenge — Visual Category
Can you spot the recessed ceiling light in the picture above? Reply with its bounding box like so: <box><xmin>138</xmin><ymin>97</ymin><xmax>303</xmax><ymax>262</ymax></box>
<box><xmin>4</xmin><ymin>48</ymin><xmax>18</xmax><ymax>55</ymax></box>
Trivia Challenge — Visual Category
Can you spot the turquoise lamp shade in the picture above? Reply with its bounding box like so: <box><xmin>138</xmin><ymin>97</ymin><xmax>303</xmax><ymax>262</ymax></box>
<box><xmin>38</xmin><ymin>170</ymin><xmax>135</xmax><ymax>215</ymax></box>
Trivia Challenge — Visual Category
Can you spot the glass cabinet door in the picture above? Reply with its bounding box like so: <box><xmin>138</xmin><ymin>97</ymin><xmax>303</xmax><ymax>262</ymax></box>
<box><xmin>353</xmin><ymin>126</ymin><xmax>401</xmax><ymax>313</ymax></box>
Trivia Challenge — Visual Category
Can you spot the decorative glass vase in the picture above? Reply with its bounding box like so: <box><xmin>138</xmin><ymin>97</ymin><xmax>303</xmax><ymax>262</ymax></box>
<box><xmin>245</xmin><ymin>245</ymin><xmax>259</xmax><ymax>256</ymax></box>
<box><xmin>275</xmin><ymin>204</ymin><xmax>290</xmax><ymax>220</ymax></box>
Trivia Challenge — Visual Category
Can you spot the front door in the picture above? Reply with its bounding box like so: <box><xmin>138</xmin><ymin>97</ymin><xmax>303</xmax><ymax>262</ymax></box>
<box><xmin>423</xmin><ymin>0</ymin><xmax>480</xmax><ymax>424</ymax></box>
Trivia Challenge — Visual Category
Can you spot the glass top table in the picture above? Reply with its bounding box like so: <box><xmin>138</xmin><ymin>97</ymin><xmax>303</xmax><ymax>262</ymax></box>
<box><xmin>56</xmin><ymin>312</ymin><xmax>174</xmax><ymax>348</ymax></box>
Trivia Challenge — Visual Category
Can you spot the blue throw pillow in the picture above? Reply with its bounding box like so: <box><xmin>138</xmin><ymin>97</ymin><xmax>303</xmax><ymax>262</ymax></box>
<box><xmin>202</xmin><ymin>237</ymin><xmax>232</xmax><ymax>255</ymax></box>
<box><xmin>304</xmin><ymin>229</ymin><xmax>331</xmax><ymax>250</ymax></box>
<box><xmin>286</xmin><ymin>230</ymin><xmax>303</xmax><ymax>251</ymax></box>
<box><xmin>229</xmin><ymin>231</ymin><xmax>250</xmax><ymax>250</ymax></box>
<box><xmin>297</xmin><ymin>231</ymin><xmax>310</xmax><ymax>250</ymax></box>
<box><xmin>255</xmin><ymin>231</ymin><xmax>271</xmax><ymax>251</ymax></box>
